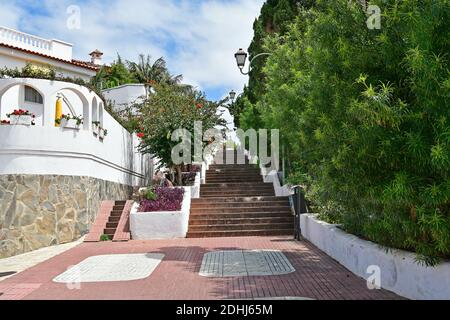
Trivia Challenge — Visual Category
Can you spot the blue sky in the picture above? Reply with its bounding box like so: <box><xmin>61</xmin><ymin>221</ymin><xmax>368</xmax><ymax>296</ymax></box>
<box><xmin>0</xmin><ymin>0</ymin><xmax>264</xmax><ymax>101</ymax></box>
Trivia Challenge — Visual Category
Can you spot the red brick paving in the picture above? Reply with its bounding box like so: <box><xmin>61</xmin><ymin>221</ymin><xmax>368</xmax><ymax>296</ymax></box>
<box><xmin>0</xmin><ymin>236</ymin><xmax>404</xmax><ymax>300</ymax></box>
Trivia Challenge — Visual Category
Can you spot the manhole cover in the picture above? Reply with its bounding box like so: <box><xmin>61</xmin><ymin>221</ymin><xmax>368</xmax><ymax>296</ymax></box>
<box><xmin>199</xmin><ymin>250</ymin><xmax>295</xmax><ymax>277</ymax></box>
<box><xmin>53</xmin><ymin>253</ymin><xmax>164</xmax><ymax>283</ymax></box>
<box><xmin>0</xmin><ymin>271</ymin><xmax>17</xmax><ymax>278</ymax></box>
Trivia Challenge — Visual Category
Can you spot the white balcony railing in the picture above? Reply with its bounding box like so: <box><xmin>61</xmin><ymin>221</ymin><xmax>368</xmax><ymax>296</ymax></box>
<box><xmin>0</xmin><ymin>26</ymin><xmax>73</xmax><ymax>61</ymax></box>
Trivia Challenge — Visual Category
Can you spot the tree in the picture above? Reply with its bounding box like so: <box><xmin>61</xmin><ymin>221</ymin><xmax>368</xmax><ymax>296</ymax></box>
<box><xmin>91</xmin><ymin>54</ymin><xmax>134</xmax><ymax>90</ymax></box>
<box><xmin>127</xmin><ymin>54</ymin><xmax>182</xmax><ymax>86</ymax></box>
<box><xmin>136</xmin><ymin>84</ymin><xmax>226</xmax><ymax>185</ymax></box>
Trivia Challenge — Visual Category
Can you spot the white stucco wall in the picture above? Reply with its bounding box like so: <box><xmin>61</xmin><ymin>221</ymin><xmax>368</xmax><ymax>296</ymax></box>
<box><xmin>300</xmin><ymin>214</ymin><xmax>450</xmax><ymax>300</ymax></box>
<box><xmin>130</xmin><ymin>187</ymin><xmax>191</xmax><ymax>239</ymax></box>
<box><xmin>0</xmin><ymin>78</ymin><xmax>152</xmax><ymax>187</ymax></box>
<box><xmin>102</xmin><ymin>84</ymin><xmax>147</xmax><ymax>112</ymax></box>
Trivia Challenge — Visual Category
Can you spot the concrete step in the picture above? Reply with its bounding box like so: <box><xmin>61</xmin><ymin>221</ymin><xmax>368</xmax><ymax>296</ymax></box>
<box><xmin>112</xmin><ymin>205</ymin><xmax>124</xmax><ymax>211</ymax></box>
<box><xmin>108</xmin><ymin>216</ymin><xmax>121</xmax><ymax>222</ymax></box>
<box><xmin>104</xmin><ymin>228</ymin><xmax>116</xmax><ymax>236</ymax></box>
<box><xmin>201</xmin><ymin>186</ymin><xmax>274</xmax><ymax>193</ymax></box>
<box><xmin>209</xmin><ymin>164</ymin><xmax>258</xmax><ymax>169</ymax></box>
<box><xmin>200</xmin><ymin>182</ymin><xmax>271</xmax><ymax>188</ymax></box>
<box><xmin>205</xmin><ymin>178</ymin><xmax>264</xmax><ymax>183</ymax></box>
<box><xmin>188</xmin><ymin>222</ymin><xmax>293</xmax><ymax>232</ymax></box>
<box><xmin>110</xmin><ymin>211</ymin><xmax>123</xmax><ymax>217</ymax></box>
<box><xmin>191</xmin><ymin>201</ymin><xmax>290</xmax><ymax>209</ymax></box>
<box><xmin>189</xmin><ymin>216</ymin><xmax>294</xmax><ymax>226</ymax></box>
<box><xmin>190</xmin><ymin>211</ymin><xmax>293</xmax><ymax>219</ymax></box>
<box><xmin>190</xmin><ymin>206</ymin><xmax>291</xmax><ymax>214</ymax></box>
<box><xmin>191</xmin><ymin>196</ymin><xmax>290</xmax><ymax>203</ymax></box>
<box><xmin>115</xmin><ymin>201</ymin><xmax>127</xmax><ymax>206</ymax></box>
<box><xmin>206</xmin><ymin>175</ymin><xmax>261</xmax><ymax>179</ymax></box>
<box><xmin>106</xmin><ymin>222</ymin><xmax>119</xmax><ymax>228</ymax></box>
<box><xmin>201</xmin><ymin>192</ymin><xmax>275</xmax><ymax>197</ymax></box>
<box><xmin>186</xmin><ymin>229</ymin><xmax>294</xmax><ymax>238</ymax></box>
<box><xmin>207</xmin><ymin>169</ymin><xmax>260</xmax><ymax>174</ymax></box>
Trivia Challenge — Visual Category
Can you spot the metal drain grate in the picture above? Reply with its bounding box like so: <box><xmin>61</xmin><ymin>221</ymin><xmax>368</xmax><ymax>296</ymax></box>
<box><xmin>0</xmin><ymin>271</ymin><xmax>17</xmax><ymax>278</ymax></box>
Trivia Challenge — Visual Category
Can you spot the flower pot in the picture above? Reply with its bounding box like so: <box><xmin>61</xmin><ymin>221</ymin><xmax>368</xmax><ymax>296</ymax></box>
<box><xmin>92</xmin><ymin>124</ymin><xmax>99</xmax><ymax>135</ymax></box>
<box><xmin>10</xmin><ymin>115</ymin><xmax>32</xmax><ymax>126</ymax></box>
<box><xmin>61</xmin><ymin>118</ymin><xmax>81</xmax><ymax>130</ymax></box>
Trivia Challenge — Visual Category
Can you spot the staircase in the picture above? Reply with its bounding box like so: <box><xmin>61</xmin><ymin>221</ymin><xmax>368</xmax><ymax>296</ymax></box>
<box><xmin>103</xmin><ymin>201</ymin><xmax>127</xmax><ymax>240</ymax></box>
<box><xmin>187</xmin><ymin>149</ymin><xmax>294</xmax><ymax>238</ymax></box>
<box><xmin>85</xmin><ymin>200</ymin><xmax>132</xmax><ymax>242</ymax></box>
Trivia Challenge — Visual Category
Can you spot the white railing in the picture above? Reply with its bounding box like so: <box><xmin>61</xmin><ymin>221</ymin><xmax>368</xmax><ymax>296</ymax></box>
<box><xmin>0</xmin><ymin>26</ymin><xmax>73</xmax><ymax>61</ymax></box>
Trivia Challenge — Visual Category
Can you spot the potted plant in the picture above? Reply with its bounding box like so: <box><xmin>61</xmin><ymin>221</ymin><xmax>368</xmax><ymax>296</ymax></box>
<box><xmin>92</xmin><ymin>121</ymin><xmax>100</xmax><ymax>135</ymax></box>
<box><xmin>99</xmin><ymin>127</ymin><xmax>108</xmax><ymax>140</ymax></box>
<box><xmin>57</xmin><ymin>114</ymin><xmax>83</xmax><ymax>130</ymax></box>
<box><xmin>7</xmin><ymin>109</ymin><xmax>35</xmax><ymax>126</ymax></box>
<box><xmin>1</xmin><ymin>120</ymin><xmax>11</xmax><ymax>125</ymax></box>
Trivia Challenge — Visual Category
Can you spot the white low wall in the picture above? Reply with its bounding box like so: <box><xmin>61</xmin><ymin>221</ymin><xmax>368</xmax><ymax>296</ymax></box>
<box><xmin>130</xmin><ymin>187</ymin><xmax>191</xmax><ymax>240</ymax></box>
<box><xmin>244</xmin><ymin>149</ymin><xmax>292</xmax><ymax>197</ymax></box>
<box><xmin>300</xmin><ymin>214</ymin><xmax>450</xmax><ymax>300</ymax></box>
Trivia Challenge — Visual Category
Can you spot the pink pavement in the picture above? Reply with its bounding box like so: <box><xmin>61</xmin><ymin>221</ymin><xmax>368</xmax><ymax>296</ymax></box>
<box><xmin>0</xmin><ymin>236</ymin><xmax>403</xmax><ymax>300</ymax></box>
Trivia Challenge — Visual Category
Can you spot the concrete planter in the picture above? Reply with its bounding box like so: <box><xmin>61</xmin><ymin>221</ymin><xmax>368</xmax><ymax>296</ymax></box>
<box><xmin>61</xmin><ymin>118</ymin><xmax>81</xmax><ymax>130</ymax></box>
<box><xmin>9</xmin><ymin>115</ymin><xmax>32</xmax><ymax>126</ymax></box>
<box><xmin>300</xmin><ymin>214</ymin><xmax>450</xmax><ymax>300</ymax></box>
<box><xmin>130</xmin><ymin>187</ymin><xmax>191</xmax><ymax>240</ymax></box>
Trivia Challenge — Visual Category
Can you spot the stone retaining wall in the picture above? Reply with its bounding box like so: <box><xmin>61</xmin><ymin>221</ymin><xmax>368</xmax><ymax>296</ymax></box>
<box><xmin>0</xmin><ymin>175</ymin><xmax>132</xmax><ymax>258</ymax></box>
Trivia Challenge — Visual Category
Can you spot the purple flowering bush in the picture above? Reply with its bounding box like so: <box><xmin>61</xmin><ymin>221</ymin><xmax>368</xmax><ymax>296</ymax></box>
<box><xmin>138</xmin><ymin>187</ymin><xmax>185</xmax><ymax>212</ymax></box>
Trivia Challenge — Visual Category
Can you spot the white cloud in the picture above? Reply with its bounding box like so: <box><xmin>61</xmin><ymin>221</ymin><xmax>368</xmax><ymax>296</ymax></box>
<box><xmin>1</xmin><ymin>0</ymin><xmax>263</xmax><ymax>99</ymax></box>
<box><xmin>0</xmin><ymin>3</ymin><xmax>22</xmax><ymax>28</ymax></box>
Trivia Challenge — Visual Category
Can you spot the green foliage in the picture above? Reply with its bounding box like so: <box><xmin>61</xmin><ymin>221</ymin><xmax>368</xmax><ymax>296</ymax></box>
<box><xmin>91</xmin><ymin>54</ymin><xmax>186</xmax><ymax>91</ymax></box>
<box><xmin>235</xmin><ymin>0</ymin><xmax>314</xmax><ymax>129</ymax></box>
<box><xmin>249</xmin><ymin>0</ymin><xmax>450</xmax><ymax>263</ymax></box>
<box><xmin>92</xmin><ymin>55</ymin><xmax>134</xmax><ymax>90</ymax></box>
<box><xmin>145</xmin><ymin>189</ymin><xmax>157</xmax><ymax>201</ymax></box>
<box><xmin>136</xmin><ymin>83</ymin><xmax>226</xmax><ymax>185</ymax></box>
<box><xmin>99</xmin><ymin>234</ymin><xmax>110</xmax><ymax>241</ymax></box>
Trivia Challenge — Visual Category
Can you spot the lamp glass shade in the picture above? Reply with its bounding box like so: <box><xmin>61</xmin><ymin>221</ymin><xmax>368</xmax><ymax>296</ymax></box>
<box><xmin>229</xmin><ymin>90</ymin><xmax>236</xmax><ymax>100</ymax></box>
<box><xmin>235</xmin><ymin>49</ymin><xmax>248</xmax><ymax>68</ymax></box>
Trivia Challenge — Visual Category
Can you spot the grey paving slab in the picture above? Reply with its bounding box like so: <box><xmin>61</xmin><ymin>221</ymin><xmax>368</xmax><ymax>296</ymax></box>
<box><xmin>53</xmin><ymin>253</ymin><xmax>164</xmax><ymax>283</ymax></box>
<box><xmin>199</xmin><ymin>250</ymin><xmax>295</xmax><ymax>277</ymax></box>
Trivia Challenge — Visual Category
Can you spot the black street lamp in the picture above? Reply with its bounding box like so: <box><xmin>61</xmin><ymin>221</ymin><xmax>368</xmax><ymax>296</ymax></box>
<box><xmin>234</xmin><ymin>48</ymin><xmax>272</xmax><ymax>75</ymax></box>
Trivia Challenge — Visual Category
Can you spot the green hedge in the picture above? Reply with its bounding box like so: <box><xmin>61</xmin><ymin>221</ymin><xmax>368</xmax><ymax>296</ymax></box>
<box><xmin>253</xmin><ymin>0</ymin><xmax>449</xmax><ymax>264</ymax></box>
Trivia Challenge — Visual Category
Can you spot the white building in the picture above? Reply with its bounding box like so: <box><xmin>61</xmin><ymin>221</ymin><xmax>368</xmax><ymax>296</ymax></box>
<box><xmin>102</xmin><ymin>83</ymin><xmax>147</xmax><ymax>112</ymax></box>
<box><xmin>0</xmin><ymin>26</ymin><xmax>153</xmax><ymax>259</ymax></box>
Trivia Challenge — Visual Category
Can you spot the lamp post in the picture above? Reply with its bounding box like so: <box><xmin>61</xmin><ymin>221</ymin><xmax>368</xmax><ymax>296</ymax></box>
<box><xmin>234</xmin><ymin>48</ymin><xmax>272</xmax><ymax>75</ymax></box>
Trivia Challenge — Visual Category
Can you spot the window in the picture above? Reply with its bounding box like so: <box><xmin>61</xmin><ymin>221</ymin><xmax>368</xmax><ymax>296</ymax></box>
<box><xmin>24</xmin><ymin>86</ymin><xmax>43</xmax><ymax>104</ymax></box>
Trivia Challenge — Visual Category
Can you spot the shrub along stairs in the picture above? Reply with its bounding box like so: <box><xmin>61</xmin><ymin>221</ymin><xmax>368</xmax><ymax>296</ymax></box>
<box><xmin>187</xmin><ymin>149</ymin><xmax>294</xmax><ymax>238</ymax></box>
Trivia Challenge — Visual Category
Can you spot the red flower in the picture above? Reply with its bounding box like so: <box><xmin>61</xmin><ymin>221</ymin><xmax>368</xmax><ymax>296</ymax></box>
<box><xmin>196</xmin><ymin>103</ymin><xmax>203</xmax><ymax>109</ymax></box>
<box><xmin>137</xmin><ymin>132</ymin><xmax>145</xmax><ymax>139</ymax></box>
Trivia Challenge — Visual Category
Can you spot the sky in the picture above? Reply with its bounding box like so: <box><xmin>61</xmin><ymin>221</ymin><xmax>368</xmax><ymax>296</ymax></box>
<box><xmin>0</xmin><ymin>0</ymin><xmax>264</xmax><ymax>102</ymax></box>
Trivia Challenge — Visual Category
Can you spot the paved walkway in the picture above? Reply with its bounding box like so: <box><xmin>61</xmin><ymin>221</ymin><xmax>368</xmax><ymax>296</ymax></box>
<box><xmin>0</xmin><ymin>236</ymin><xmax>403</xmax><ymax>300</ymax></box>
<box><xmin>0</xmin><ymin>237</ymin><xmax>85</xmax><ymax>282</ymax></box>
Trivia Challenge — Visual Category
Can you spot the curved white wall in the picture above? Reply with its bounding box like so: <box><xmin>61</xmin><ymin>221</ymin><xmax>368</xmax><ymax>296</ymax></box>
<box><xmin>0</xmin><ymin>78</ymin><xmax>152</xmax><ymax>186</ymax></box>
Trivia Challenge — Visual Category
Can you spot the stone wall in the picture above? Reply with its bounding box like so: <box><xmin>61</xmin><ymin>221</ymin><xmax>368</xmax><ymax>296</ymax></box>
<box><xmin>0</xmin><ymin>175</ymin><xmax>132</xmax><ymax>259</ymax></box>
